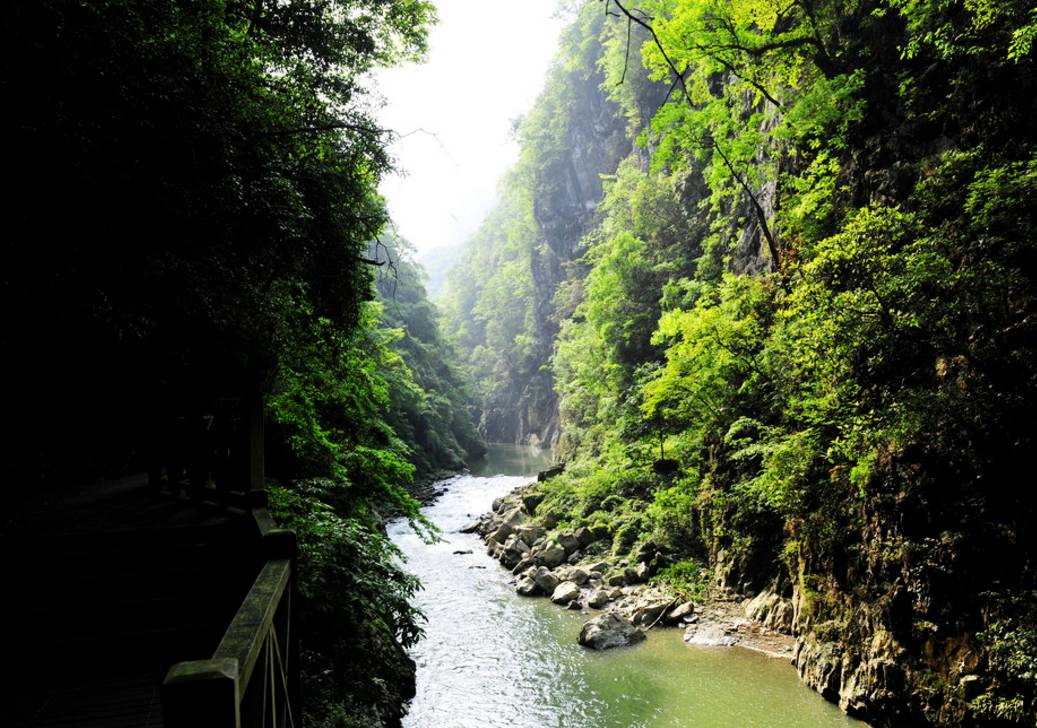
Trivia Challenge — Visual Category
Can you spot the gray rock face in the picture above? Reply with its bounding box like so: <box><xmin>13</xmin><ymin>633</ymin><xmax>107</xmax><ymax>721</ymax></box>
<box><xmin>551</xmin><ymin>581</ymin><xmax>582</xmax><ymax>606</ymax></box>
<box><xmin>744</xmin><ymin>590</ymin><xmax>794</xmax><ymax>633</ymax></box>
<box><xmin>459</xmin><ymin>520</ymin><xmax>482</xmax><ymax>534</ymax></box>
<box><xmin>578</xmin><ymin>613</ymin><xmax>646</xmax><ymax>650</ymax></box>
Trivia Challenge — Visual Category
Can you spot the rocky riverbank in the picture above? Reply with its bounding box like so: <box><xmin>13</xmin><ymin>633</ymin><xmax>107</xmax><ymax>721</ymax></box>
<box><xmin>465</xmin><ymin>480</ymin><xmax>797</xmax><ymax>659</ymax></box>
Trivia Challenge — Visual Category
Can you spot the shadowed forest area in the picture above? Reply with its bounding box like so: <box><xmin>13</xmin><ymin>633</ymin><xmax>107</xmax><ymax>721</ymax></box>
<box><xmin>1</xmin><ymin>0</ymin><xmax>1036</xmax><ymax>727</ymax></box>
<box><xmin>2</xmin><ymin>2</ymin><xmax>481</xmax><ymax>726</ymax></box>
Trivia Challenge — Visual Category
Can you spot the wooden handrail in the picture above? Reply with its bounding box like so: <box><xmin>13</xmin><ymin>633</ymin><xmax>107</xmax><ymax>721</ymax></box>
<box><xmin>215</xmin><ymin>559</ymin><xmax>292</xmax><ymax>697</ymax></box>
<box><xmin>162</xmin><ymin>500</ymin><xmax>299</xmax><ymax>728</ymax></box>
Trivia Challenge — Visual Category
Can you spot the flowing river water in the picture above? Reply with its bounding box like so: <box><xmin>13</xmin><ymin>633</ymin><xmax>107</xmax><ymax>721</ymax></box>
<box><xmin>388</xmin><ymin>445</ymin><xmax>864</xmax><ymax>728</ymax></box>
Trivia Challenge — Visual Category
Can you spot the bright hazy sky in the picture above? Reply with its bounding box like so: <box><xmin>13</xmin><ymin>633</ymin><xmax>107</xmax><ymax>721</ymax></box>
<box><xmin>372</xmin><ymin>0</ymin><xmax>567</xmax><ymax>257</ymax></box>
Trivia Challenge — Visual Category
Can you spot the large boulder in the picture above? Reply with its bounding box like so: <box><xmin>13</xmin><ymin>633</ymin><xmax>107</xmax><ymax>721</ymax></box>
<box><xmin>551</xmin><ymin>581</ymin><xmax>582</xmax><ymax>606</ymax></box>
<box><xmin>623</xmin><ymin>562</ymin><xmax>650</xmax><ymax>584</ymax></box>
<box><xmin>565</xmin><ymin>567</ymin><xmax>590</xmax><ymax>586</ymax></box>
<box><xmin>485</xmin><ymin>538</ymin><xmax>501</xmax><ymax>557</ymax></box>
<box><xmin>521</xmin><ymin>491</ymin><xmax>545</xmax><ymax>515</ymax></box>
<box><xmin>557</xmin><ymin>531</ymin><xmax>581</xmax><ymax>555</ymax></box>
<box><xmin>500</xmin><ymin>535</ymin><xmax>531</xmax><ymax>568</ymax></box>
<box><xmin>574</xmin><ymin>526</ymin><xmax>596</xmax><ymax>548</ymax></box>
<box><xmin>665</xmin><ymin>601</ymin><xmax>696</xmax><ymax>624</ymax></box>
<box><xmin>511</xmin><ymin>556</ymin><xmax>536</xmax><ymax>575</ymax></box>
<box><xmin>630</xmin><ymin>595</ymin><xmax>674</xmax><ymax>626</ymax></box>
<box><xmin>515</xmin><ymin>577</ymin><xmax>540</xmax><ymax>597</ymax></box>
<box><xmin>578</xmin><ymin>613</ymin><xmax>646</xmax><ymax>650</ymax></box>
<box><xmin>539</xmin><ymin>510</ymin><xmax>560</xmax><ymax>530</ymax></box>
<box><xmin>537</xmin><ymin>463</ymin><xmax>565</xmax><ymax>481</ymax></box>
<box><xmin>533</xmin><ymin>567</ymin><xmax>561</xmax><ymax>594</ymax></box>
<box><xmin>513</xmin><ymin>524</ymin><xmax>545</xmax><ymax>545</ymax></box>
<box><xmin>635</xmin><ymin>541</ymin><xmax>658</xmax><ymax>563</ymax></box>
<box><xmin>539</xmin><ymin>541</ymin><xmax>567</xmax><ymax>568</ymax></box>
<box><xmin>587</xmin><ymin>588</ymin><xmax>611</xmax><ymax>609</ymax></box>
<box><xmin>489</xmin><ymin>507</ymin><xmax>527</xmax><ymax>543</ymax></box>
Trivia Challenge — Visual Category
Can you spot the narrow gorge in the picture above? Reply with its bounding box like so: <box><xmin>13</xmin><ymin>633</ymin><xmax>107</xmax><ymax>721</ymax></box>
<box><xmin>438</xmin><ymin>2</ymin><xmax>1037</xmax><ymax>727</ymax></box>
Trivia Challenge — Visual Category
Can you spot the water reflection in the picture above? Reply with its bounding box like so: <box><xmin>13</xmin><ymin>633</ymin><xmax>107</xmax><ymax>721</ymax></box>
<box><xmin>467</xmin><ymin>442</ymin><xmax>554</xmax><ymax>478</ymax></box>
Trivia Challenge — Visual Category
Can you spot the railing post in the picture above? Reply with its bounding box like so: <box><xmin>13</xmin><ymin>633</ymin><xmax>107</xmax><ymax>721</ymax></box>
<box><xmin>162</xmin><ymin>658</ymin><xmax>241</xmax><ymax>728</ymax></box>
<box><xmin>247</xmin><ymin>387</ymin><xmax>265</xmax><ymax>496</ymax></box>
<box><xmin>261</xmin><ymin>527</ymin><xmax>300</xmax><ymax>721</ymax></box>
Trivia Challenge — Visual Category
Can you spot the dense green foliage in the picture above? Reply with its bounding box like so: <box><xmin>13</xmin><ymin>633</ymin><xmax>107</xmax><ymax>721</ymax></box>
<box><xmin>374</xmin><ymin>235</ymin><xmax>485</xmax><ymax>481</ymax></box>
<box><xmin>270</xmin><ymin>480</ymin><xmax>424</xmax><ymax>728</ymax></box>
<box><xmin>0</xmin><ymin>2</ymin><xmax>484</xmax><ymax>726</ymax></box>
<box><xmin>444</xmin><ymin>1</ymin><xmax>1037</xmax><ymax>724</ymax></box>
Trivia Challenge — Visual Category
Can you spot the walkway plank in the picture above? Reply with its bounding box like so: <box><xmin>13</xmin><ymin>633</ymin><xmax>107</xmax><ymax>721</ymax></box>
<box><xmin>2</xmin><ymin>476</ymin><xmax>259</xmax><ymax>727</ymax></box>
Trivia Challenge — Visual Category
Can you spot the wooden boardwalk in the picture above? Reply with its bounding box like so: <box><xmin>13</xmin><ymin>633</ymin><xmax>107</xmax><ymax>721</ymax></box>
<box><xmin>1</xmin><ymin>475</ymin><xmax>260</xmax><ymax>727</ymax></box>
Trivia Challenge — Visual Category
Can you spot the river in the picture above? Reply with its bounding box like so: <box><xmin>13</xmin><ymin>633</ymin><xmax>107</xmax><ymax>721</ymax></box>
<box><xmin>388</xmin><ymin>444</ymin><xmax>864</xmax><ymax>728</ymax></box>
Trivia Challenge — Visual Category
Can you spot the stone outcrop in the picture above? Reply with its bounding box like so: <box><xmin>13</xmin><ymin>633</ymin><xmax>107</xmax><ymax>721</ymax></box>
<box><xmin>578</xmin><ymin>613</ymin><xmax>646</xmax><ymax>650</ymax></box>
<box><xmin>551</xmin><ymin>581</ymin><xmax>582</xmax><ymax>606</ymax></box>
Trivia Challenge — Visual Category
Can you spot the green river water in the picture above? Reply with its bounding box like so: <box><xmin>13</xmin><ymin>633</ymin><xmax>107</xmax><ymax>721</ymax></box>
<box><xmin>388</xmin><ymin>444</ymin><xmax>865</xmax><ymax>728</ymax></box>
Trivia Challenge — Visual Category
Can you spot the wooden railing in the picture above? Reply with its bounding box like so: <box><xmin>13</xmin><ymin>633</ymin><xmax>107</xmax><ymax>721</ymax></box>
<box><xmin>162</xmin><ymin>495</ymin><xmax>300</xmax><ymax>728</ymax></box>
<box><xmin>158</xmin><ymin>388</ymin><xmax>300</xmax><ymax>727</ymax></box>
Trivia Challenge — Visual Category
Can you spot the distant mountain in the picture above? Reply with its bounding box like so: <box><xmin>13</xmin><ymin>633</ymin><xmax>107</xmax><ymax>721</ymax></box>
<box><xmin>415</xmin><ymin>243</ymin><xmax>465</xmax><ymax>301</ymax></box>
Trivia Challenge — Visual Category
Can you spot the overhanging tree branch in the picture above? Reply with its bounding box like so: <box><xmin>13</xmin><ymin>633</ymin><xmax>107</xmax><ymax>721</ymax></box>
<box><xmin>605</xmin><ymin>0</ymin><xmax>781</xmax><ymax>268</ymax></box>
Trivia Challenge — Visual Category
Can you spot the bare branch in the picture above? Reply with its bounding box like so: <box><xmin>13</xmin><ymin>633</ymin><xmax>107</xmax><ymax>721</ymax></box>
<box><xmin>261</xmin><ymin>122</ymin><xmax>391</xmax><ymax>138</ymax></box>
<box><xmin>710</xmin><ymin>138</ymin><xmax>780</xmax><ymax>267</ymax></box>
<box><xmin>706</xmin><ymin>52</ymin><xmax>782</xmax><ymax>107</ymax></box>
<box><xmin>618</xmin><ymin>16</ymin><xmax>633</xmax><ymax>86</ymax></box>
<box><xmin>609</xmin><ymin>0</ymin><xmax>693</xmax><ymax>107</ymax></box>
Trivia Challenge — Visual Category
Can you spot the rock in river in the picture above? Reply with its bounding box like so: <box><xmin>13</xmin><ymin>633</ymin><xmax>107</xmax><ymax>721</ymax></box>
<box><xmin>578</xmin><ymin>613</ymin><xmax>646</xmax><ymax>650</ymax></box>
<box><xmin>459</xmin><ymin>520</ymin><xmax>482</xmax><ymax>534</ymax></box>
<box><xmin>533</xmin><ymin>566</ymin><xmax>560</xmax><ymax>594</ymax></box>
<box><xmin>551</xmin><ymin>581</ymin><xmax>582</xmax><ymax>606</ymax></box>
<box><xmin>516</xmin><ymin>576</ymin><xmax>540</xmax><ymax>597</ymax></box>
